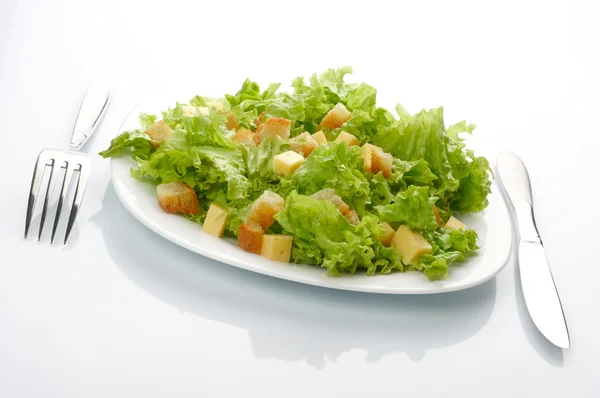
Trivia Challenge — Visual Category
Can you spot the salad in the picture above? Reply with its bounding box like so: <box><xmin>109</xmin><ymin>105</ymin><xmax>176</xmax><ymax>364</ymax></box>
<box><xmin>100</xmin><ymin>68</ymin><xmax>492</xmax><ymax>281</ymax></box>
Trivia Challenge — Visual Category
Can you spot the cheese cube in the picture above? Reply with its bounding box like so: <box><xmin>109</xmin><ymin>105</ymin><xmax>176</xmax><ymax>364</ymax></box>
<box><xmin>334</xmin><ymin>131</ymin><xmax>360</xmax><ymax>147</ymax></box>
<box><xmin>273</xmin><ymin>150</ymin><xmax>305</xmax><ymax>176</ymax></box>
<box><xmin>181</xmin><ymin>105</ymin><xmax>209</xmax><ymax>117</ymax></box>
<box><xmin>379</xmin><ymin>222</ymin><xmax>396</xmax><ymax>246</ymax></box>
<box><xmin>312</xmin><ymin>130</ymin><xmax>328</xmax><ymax>146</ymax></box>
<box><xmin>445</xmin><ymin>216</ymin><xmax>466</xmax><ymax>231</ymax></box>
<box><xmin>392</xmin><ymin>225</ymin><xmax>432</xmax><ymax>265</ymax></box>
<box><xmin>359</xmin><ymin>143</ymin><xmax>376</xmax><ymax>172</ymax></box>
<box><xmin>261</xmin><ymin>234</ymin><xmax>293</xmax><ymax>262</ymax></box>
<box><xmin>202</xmin><ymin>203</ymin><xmax>228</xmax><ymax>237</ymax></box>
<box><xmin>205</xmin><ymin>99</ymin><xmax>224</xmax><ymax>111</ymax></box>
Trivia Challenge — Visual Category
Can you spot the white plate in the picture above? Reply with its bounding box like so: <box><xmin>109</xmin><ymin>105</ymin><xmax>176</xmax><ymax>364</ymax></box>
<box><xmin>110</xmin><ymin>104</ymin><xmax>512</xmax><ymax>294</ymax></box>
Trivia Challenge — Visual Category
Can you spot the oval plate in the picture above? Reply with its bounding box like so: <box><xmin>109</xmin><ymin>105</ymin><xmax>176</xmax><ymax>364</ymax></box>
<box><xmin>110</xmin><ymin>104</ymin><xmax>512</xmax><ymax>294</ymax></box>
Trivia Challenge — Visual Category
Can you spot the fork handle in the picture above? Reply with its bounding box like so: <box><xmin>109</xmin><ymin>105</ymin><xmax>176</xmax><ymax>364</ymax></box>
<box><xmin>69</xmin><ymin>84</ymin><xmax>111</xmax><ymax>151</ymax></box>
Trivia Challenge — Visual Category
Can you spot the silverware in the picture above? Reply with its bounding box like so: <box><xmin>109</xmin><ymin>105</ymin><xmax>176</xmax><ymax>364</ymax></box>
<box><xmin>497</xmin><ymin>151</ymin><xmax>570</xmax><ymax>348</ymax></box>
<box><xmin>24</xmin><ymin>84</ymin><xmax>110</xmax><ymax>244</ymax></box>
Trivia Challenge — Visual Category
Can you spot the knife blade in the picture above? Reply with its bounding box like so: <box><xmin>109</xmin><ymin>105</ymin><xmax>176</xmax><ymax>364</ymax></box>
<box><xmin>496</xmin><ymin>151</ymin><xmax>570</xmax><ymax>348</ymax></box>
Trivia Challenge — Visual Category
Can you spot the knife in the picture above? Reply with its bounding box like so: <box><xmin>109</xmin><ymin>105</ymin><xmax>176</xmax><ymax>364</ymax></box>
<box><xmin>496</xmin><ymin>152</ymin><xmax>570</xmax><ymax>348</ymax></box>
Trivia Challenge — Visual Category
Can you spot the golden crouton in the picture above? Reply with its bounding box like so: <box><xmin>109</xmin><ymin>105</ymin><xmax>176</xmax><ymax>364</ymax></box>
<box><xmin>344</xmin><ymin>210</ymin><xmax>360</xmax><ymax>225</ymax></box>
<box><xmin>217</xmin><ymin>110</ymin><xmax>239</xmax><ymax>130</ymax></box>
<box><xmin>156</xmin><ymin>181</ymin><xmax>199</xmax><ymax>215</ymax></box>
<box><xmin>238</xmin><ymin>221</ymin><xmax>264</xmax><ymax>254</ymax></box>
<box><xmin>257</xmin><ymin>117</ymin><xmax>291</xmax><ymax>140</ymax></box>
<box><xmin>318</xmin><ymin>103</ymin><xmax>352</xmax><ymax>130</ymax></box>
<box><xmin>232</xmin><ymin>128</ymin><xmax>260</xmax><ymax>147</ymax></box>
<box><xmin>432</xmin><ymin>205</ymin><xmax>442</xmax><ymax>228</ymax></box>
<box><xmin>144</xmin><ymin>121</ymin><xmax>173</xmax><ymax>147</ymax></box>
<box><xmin>311</xmin><ymin>188</ymin><xmax>350</xmax><ymax>215</ymax></box>
<box><xmin>371</xmin><ymin>148</ymin><xmax>393</xmax><ymax>178</ymax></box>
<box><xmin>248</xmin><ymin>190</ymin><xmax>285</xmax><ymax>229</ymax></box>
<box><xmin>290</xmin><ymin>132</ymin><xmax>319</xmax><ymax>157</ymax></box>
<box><xmin>360</xmin><ymin>144</ymin><xmax>393</xmax><ymax>178</ymax></box>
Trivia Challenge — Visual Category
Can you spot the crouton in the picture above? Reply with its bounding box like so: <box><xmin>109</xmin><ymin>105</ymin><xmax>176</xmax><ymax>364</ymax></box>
<box><xmin>311</xmin><ymin>188</ymin><xmax>350</xmax><ymax>215</ymax></box>
<box><xmin>318</xmin><ymin>103</ymin><xmax>352</xmax><ymax>130</ymax></box>
<box><xmin>238</xmin><ymin>221</ymin><xmax>264</xmax><ymax>254</ymax></box>
<box><xmin>312</xmin><ymin>130</ymin><xmax>328</xmax><ymax>146</ymax></box>
<box><xmin>156</xmin><ymin>181</ymin><xmax>199</xmax><ymax>215</ymax></box>
<box><xmin>231</xmin><ymin>128</ymin><xmax>259</xmax><ymax>147</ymax></box>
<box><xmin>254</xmin><ymin>111</ymin><xmax>266</xmax><ymax>127</ymax></box>
<box><xmin>334</xmin><ymin>131</ymin><xmax>360</xmax><ymax>147</ymax></box>
<box><xmin>248</xmin><ymin>190</ymin><xmax>285</xmax><ymax>229</ymax></box>
<box><xmin>432</xmin><ymin>205</ymin><xmax>442</xmax><ymax>228</ymax></box>
<box><xmin>144</xmin><ymin>121</ymin><xmax>173</xmax><ymax>147</ymax></box>
<box><xmin>344</xmin><ymin>210</ymin><xmax>360</xmax><ymax>225</ymax></box>
<box><xmin>290</xmin><ymin>132</ymin><xmax>319</xmax><ymax>157</ymax></box>
<box><xmin>217</xmin><ymin>110</ymin><xmax>239</xmax><ymax>130</ymax></box>
<box><xmin>371</xmin><ymin>148</ymin><xmax>393</xmax><ymax>178</ymax></box>
<box><xmin>257</xmin><ymin>117</ymin><xmax>291</xmax><ymax>140</ymax></box>
<box><xmin>360</xmin><ymin>144</ymin><xmax>392</xmax><ymax>178</ymax></box>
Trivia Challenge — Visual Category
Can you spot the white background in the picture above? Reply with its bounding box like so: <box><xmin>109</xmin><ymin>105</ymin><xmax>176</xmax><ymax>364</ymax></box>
<box><xmin>1</xmin><ymin>0</ymin><xmax>599</xmax><ymax>396</ymax></box>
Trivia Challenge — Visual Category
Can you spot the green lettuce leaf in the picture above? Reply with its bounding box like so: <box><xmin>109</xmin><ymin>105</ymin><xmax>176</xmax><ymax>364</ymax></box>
<box><xmin>346</xmin><ymin>83</ymin><xmax>377</xmax><ymax>113</ymax></box>
<box><xmin>286</xmin><ymin>142</ymin><xmax>370</xmax><ymax>214</ymax></box>
<box><xmin>418</xmin><ymin>228</ymin><xmax>479</xmax><ymax>280</ymax></box>
<box><xmin>375</xmin><ymin>185</ymin><xmax>438</xmax><ymax>231</ymax></box>
<box><xmin>241</xmin><ymin>137</ymin><xmax>290</xmax><ymax>198</ymax></box>
<box><xmin>275</xmin><ymin>191</ymin><xmax>402</xmax><ymax>275</ymax></box>
<box><xmin>98</xmin><ymin>129</ymin><xmax>153</xmax><ymax>159</ymax></box>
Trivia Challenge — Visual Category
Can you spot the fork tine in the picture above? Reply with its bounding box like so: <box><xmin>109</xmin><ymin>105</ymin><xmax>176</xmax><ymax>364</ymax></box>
<box><xmin>25</xmin><ymin>154</ymin><xmax>48</xmax><ymax>238</ymax></box>
<box><xmin>50</xmin><ymin>162</ymin><xmax>75</xmax><ymax>244</ymax></box>
<box><xmin>64</xmin><ymin>164</ymin><xmax>90</xmax><ymax>245</ymax></box>
<box><xmin>38</xmin><ymin>158</ymin><xmax>63</xmax><ymax>241</ymax></box>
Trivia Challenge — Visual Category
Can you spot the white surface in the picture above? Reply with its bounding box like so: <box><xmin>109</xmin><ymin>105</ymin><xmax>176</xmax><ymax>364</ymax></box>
<box><xmin>111</xmin><ymin>104</ymin><xmax>512</xmax><ymax>294</ymax></box>
<box><xmin>1</xmin><ymin>0</ymin><xmax>599</xmax><ymax>397</ymax></box>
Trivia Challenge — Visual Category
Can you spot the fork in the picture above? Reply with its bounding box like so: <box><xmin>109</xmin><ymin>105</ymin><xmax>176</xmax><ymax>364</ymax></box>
<box><xmin>24</xmin><ymin>84</ymin><xmax>111</xmax><ymax>244</ymax></box>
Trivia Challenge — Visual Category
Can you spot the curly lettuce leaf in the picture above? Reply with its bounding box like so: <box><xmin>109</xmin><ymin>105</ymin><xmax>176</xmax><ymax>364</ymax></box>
<box><xmin>275</xmin><ymin>191</ymin><xmax>402</xmax><ymax>275</ymax></box>
<box><xmin>286</xmin><ymin>142</ymin><xmax>370</xmax><ymax>214</ymax></box>
<box><xmin>98</xmin><ymin>129</ymin><xmax>154</xmax><ymax>159</ymax></box>
<box><xmin>241</xmin><ymin>137</ymin><xmax>290</xmax><ymax>198</ymax></box>
<box><xmin>418</xmin><ymin>228</ymin><xmax>479</xmax><ymax>280</ymax></box>
<box><xmin>375</xmin><ymin>185</ymin><xmax>438</xmax><ymax>231</ymax></box>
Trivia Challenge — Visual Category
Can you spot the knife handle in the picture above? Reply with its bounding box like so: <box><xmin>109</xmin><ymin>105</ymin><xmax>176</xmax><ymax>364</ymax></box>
<box><xmin>497</xmin><ymin>152</ymin><xmax>540</xmax><ymax>242</ymax></box>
